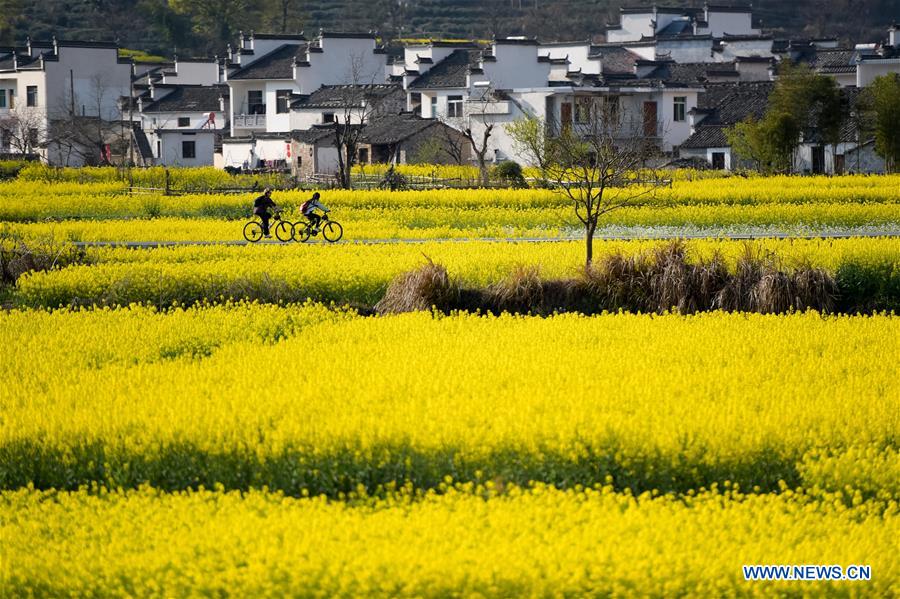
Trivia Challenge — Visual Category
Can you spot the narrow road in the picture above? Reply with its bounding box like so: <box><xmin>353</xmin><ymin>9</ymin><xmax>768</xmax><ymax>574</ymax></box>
<box><xmin>71</xmin><ymin>230</ymin><xmax>900</xmax><ymax>249</ymax></box>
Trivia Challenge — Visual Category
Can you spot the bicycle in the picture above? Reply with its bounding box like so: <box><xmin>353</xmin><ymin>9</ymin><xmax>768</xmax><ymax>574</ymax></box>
<box><xmin>243</xmin><ymin>210</ymin><xmax>294</xmax><ymax>243</ymax></box>
<box><xmin>293</xmin><ymin>213</ymin><xmax>344</xmax><ymax>243</ymax></box>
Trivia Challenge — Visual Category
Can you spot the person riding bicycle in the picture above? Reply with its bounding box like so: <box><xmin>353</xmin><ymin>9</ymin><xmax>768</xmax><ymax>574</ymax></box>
<box><xmin>252</xmin><ymin>188</ymin><xmax>278</xmax><ymax>238</ymax></box>
<box><xmin>301</xmin><ymin>192</ymin><xmax>330</xmax><ymax>231</ymax></box>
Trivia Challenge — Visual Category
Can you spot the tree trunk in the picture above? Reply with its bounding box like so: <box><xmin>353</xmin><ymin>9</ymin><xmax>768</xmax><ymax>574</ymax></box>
<box><xmin>585</xmin><ymin>220</ymin><xmax>596</xmax><ymax>268</ymax></box>
<box><xmin>477</xmin><ymin>153</ymin><xmax>489</xmax><ymax>187</ymax></box>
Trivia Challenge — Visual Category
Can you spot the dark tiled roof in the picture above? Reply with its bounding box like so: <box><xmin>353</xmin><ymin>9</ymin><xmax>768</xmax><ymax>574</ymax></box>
<box><xmin>0</xmin><ymin>52</ymin><xmax>39</xmax><ymax>70</ymax></box>
<box><xmin>142</xmin><ymin>85</ymin><xmax>228</xmax><ymax>113</ymax></box>
<box><xmin>807</xmin><ymin>48</ymin><xmax>858</xmax><ymax>73</ymax></box>
<box><xmin>360</xmin><ymin>113</ymin><xmax>441</xmax><ymax>144</ymax></box>
<box><xmin>680</xmin><ymin>126</ymin><xmax>730</xmax><ymax>148</ymax></box>
<box><xmin>650</xmin><ymin>61</ymin><xmax>740</xmax><ymax>84</ymax></box>
<box><xmin>408</xmin><ymin>49</ymin><xmax>479</xmax><ymax>89</ymax></box>
<box><xmin>681</xmin><ymin>82</ymin><xmax>774</xmax><ymax>149</ymax></box>
<box><xmin>656</xmin><ymin>19</ymin><xmax>694</xmax><ymax>38</ymax></box>
<box><xmin>292</xmin><ymin>84</ymin><xmax>402</xmax><ymax>109</ymax></box>
<box><xmin>291</xmin><ymin>127</ymin><xmax>336</xmax><ymax>144</ymax></box>
<box><xmin>229</xmin><ymin>44</ymin><xmax>304</xmax><ymax>80</ymax></box>
<box><xmin>590</xmin><ymin>45</ymin><xmax>642</xmax><ymax>75</ymax></box>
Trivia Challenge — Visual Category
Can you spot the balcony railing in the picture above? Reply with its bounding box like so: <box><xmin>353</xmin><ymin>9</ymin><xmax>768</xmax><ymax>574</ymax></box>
<box><xmin>233</xmin><ymin>114</ymin><xmax>267</xmax><ymax>129</ymax></box>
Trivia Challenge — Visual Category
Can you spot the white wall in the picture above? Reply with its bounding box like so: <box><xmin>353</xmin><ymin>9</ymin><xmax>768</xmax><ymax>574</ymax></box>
<box><xmin>608</xmin><ymin>13</ymin><xmax>655</xmax><ymax>43</ymax></box>
<box><xmin>679</xmin><ymin>146</ymin><xmax>733</xmax><ymax>169</ymax></box>
<box><xmin>705</xmin><ymin>11</ymin><xmax>758</xmax><ymax>37</ymax></box>
<box><xmin>539</xmin><ymin>43</ymin><xmax>600</xmax><ymax>75</ymax></box>
<box><xmin>44</xmin><ymin>46</ymin><xmax>131</xmax><ymax>120</ymax></box>
<box><xmin>658</xmin><ymin>90</ymin><xmax>697</xmax><ymax>150</ymax></box>
<box><xmin>221</xmin><ymin>141</ymin><xmax>256</xmax><ymax>168</ymax></box>
<box><xmin>482</xmin><ymin>43</ymin><xmax>550</xmax><ymax>89</ymax></box>
<box><xmin>718</xmin><ymin>39</ymin><xmax>774</xmax><ymax>62</ymax></box>
<box><xmin>656</xmin><ymin>39</ymin><xmax>713</xmax><ymax>63</ymax></box>
<box><xmin>164</xmin><ymin>61</ymin><xmax>220</xmax><ymax>86</ymax></box>
<box><xmin>301</xmin><ymin>37</ymin><xmax>386</xmax><ymax>92</ymax></box>
<box><xmin>316</xmin><ymin>145</ymin><xmax>340</xmax><ymax>174</ymax></box>
<box><xmin>144</xmin><ymin>109</ymin><xmax>225</xmax><ymax>131</ymax></box>
<box><xmin>420</xmin><ymin>89</ymin><xmax>469</xmax><ymax>119</ymax></box>
<box><xmin>157</xmin><ymin>130</ymin><xmax>216</xmax><ymax>166</ymax></box>
<box><xmin>857</xmin><ymin>59</ymin><xmax>900</xmax><ymax>87</ymax></box>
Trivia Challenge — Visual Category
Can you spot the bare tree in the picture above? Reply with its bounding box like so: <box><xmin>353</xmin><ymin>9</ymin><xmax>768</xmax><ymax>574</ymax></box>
<box><xmin>506</xmin><ymin>99</ymin><xmax>666</xmax><ymax>266</ymax></box>
<box><xmin>412</xmin><ymin>125</ymin><xmax>467</xmax><ymax>165</ymax></box>
<box><xmin>331</xmin><ymin>53</ymin><xmax>390</xmax><ymax>189</ymax></box>
<box><xmin>456</xmin><ymin>86</ymin><xmax>497</xmax><ymax>187</ymax></box>
<box><xmin>49</xmin><ymin>73</ymin><xmax>127</xmax><ymax>166</ymax></box>
<box><xmin>0</xmin><ymin>107</ymin><xmax>46</xmax><ymax>157</ymax></box>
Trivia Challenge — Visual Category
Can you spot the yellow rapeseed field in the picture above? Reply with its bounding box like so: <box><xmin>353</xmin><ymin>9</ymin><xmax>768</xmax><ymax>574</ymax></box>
<box><xmin>12</xmin><ymin>237</ymin><xmax>899</xmax><ymax>307</ymax></box>
<box><xmin>3</xmin><ymin>484</ymin><xmax>898</xmax><ymax>596</ymax></box>
<box><xmin>3</xmin><ymin>170</ymin><xmax>899</xmax><ymax>596</ymax></box>
<box><xmin>1</xmin><ymin>175</ymin><xmax>897</xmax><ymax>223</ymax></box>
<box><xmin>5</xmin><ymin>200</ymin><xmax>899</xmax><ymax>242</ymax></box>
<box><xmin>2</xmin><ymin>305</ymin><xmax>897</xmax><ymax>496</ymax></box>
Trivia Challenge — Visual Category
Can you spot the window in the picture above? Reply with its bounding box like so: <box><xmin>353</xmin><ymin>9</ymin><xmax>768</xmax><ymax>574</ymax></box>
<box><xmin>430</xmin><ymin>96</ymin><xmax>438</xmax><ymax>117</ymax></box>
<box><xmin>358</xmin><ymin>147</ymin><xmax>369</xmax><ymax>163</ymax></box>
<box><xmin>1</xmin><ymin>128</ymin><xmax>10</xmax><ymax>149</ymax></box>
<box><xmin>156</xmin><ymin>141</ymin><xmax>161</xmax><ymax>157</ymax></box>
<box><xmin>447</xmin><ymin>95</ymin><xmax>463</xmax><ymax>118</ymax></box>
<box><xmin>673</xmin><ymin>96</ymin><xmax>686</xmax><ymax>122</ymax></box>
<box><xmin>248</xmin><ymin>90</ymin><xmax>265</xmax><ymax>114</ymax></box>
<box><xmin>323</xmin><ymin>112</ymin><xmax>335</xmax><ymax>123</ymax></box>
<box><xmin>26</xmin><ymin>85</ymin><xmax>37</xmax><ymax>107</ymax></box>
<box><xmin>711</xmin><ymin>152</ymin><xmax>725</xmax><ymax>170</ymax></box>
<box><xmin>0</xmin><ymin>89</ymin><xmax>6</xmax><ymax>109</ymax></box>
<box><xmin>27</xmin><ymin>128</ymin><xmax>38</xmax><ymax>148</ymax></box>
<box><xmin>276</xmin><ymin>89</ymin><xmax>292</xmax><ymax>114</ymax></box>
<box><xmin>182</xmin><ymin>140</ymin><xmax>196</xmax><ymax>159</ymax></box>
<box><xmin>574</xmin><ymin>97</ymin><xmax>594</xmax><ymax>123</ymax></box>
<box><xmin>177</xmin><ymin>117</ymin><xmax>190</xmax><ymax>127</ymax></box>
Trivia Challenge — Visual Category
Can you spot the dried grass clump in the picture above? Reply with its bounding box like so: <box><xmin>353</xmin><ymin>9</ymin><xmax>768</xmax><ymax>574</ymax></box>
<box><xmin>583</xmin><ymin>251</ymin><xmax>651</xmax><ymax>311</ymax></box>
<box><xmin>375</xmin><ymin>258</ymin><xmax>458</xmax><ymax>314</ymax></box>
<box><xmin>0</xmin><ymin>234</ymin><xmax>85</xmax><ymax>285</ymax></box>
<box><xmin>714</xmin><ymin>245</ymin><xmax>776</xmax><ymax>311</ymax></box>
<box><xmin>373</xmin><ymin>242</ymin><xmax>845</xmax><ymax>317</ymax></box>
<box><xmin>791</xmin><ymin>264</ymin><xmax>838</xmax><ymax>312</ymax></box>
<box><xmin>487</xmin><ymin>265</ymin><xmax>545</xmax><ymax>314</ymax></box>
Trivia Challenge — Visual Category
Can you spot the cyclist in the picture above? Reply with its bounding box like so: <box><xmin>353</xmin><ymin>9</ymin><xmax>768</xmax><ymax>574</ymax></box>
<box><xmin>252</xmin><ymin>188</ymin><xmax>277</xmax><ymax>238</ymax></box>
<box><xmin>301</xmin><ymin>191</ymin><xmax>330</xmax><ymax>231</ymax></box>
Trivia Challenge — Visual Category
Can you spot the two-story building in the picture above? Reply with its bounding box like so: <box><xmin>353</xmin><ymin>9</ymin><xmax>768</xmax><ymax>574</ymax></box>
<box><xmin>221</xmin><ymin>31</ymin><xmax>389</xmax><ymax>168</ymax></box>
<box><xmin>0</xmin><ymin>38</ymin><xmax>132</xmax><ymax>164</ymax></box>
<box><xmin>135</xmin><ymin>83</ymin><xmax>229</xmax><ymax>166</ymax></box>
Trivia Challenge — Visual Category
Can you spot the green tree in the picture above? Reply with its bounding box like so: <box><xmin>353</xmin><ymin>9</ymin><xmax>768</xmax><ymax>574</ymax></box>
<box><xmin>868</xmin><ymin>74</ymin><xmax>900</xmax><ymax>173</ymax></box>
<box><xmin>261</xmin><ymin>0</ymin><xmax>306</xmax><ymax>34</ymax></box>
<box><xmin>729</xmin><ymin>62</ymin><xmax>845</xmax><ymax>174</ymax></box>
<box><xmin>168</xmin><ymin>0</ymin><xmax>260</xmax><ymax>52</ymax></box>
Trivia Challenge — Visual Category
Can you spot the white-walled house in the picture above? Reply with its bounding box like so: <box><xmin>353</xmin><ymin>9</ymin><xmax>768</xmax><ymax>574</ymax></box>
<box><xmin>225</xmin><ymin>32</ymin><xmax>388</xmax><ymax>138</ymax></box>
<box><xmin>221</xmin><ymin>31</ymin><xmax>390</xmax><ymax>168</ymax></box>
<box><xmin>136</xmin><ymin>84</ymin><xmax>228</xmax><ymax>166</ymax></box>
<box><xmin>289</xmin><ymin>83</ymin><xmax>404</xmax><ymax>130</ymax></box>
<box><xmin>0</xmin><ymin>39</ymin><xmax>132</xmax><ymax>164</ymax></box>
<box><xmin>605</xmin><ymin>4</ymin><xmax>759</xmax><ymax>43</ymax></box>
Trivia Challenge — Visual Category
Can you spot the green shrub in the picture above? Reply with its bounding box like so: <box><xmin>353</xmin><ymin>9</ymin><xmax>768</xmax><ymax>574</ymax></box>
<box><xmin>492</xmin><ymin>161</ymin><xmax>528</xmax><ymax>188</ymax></box>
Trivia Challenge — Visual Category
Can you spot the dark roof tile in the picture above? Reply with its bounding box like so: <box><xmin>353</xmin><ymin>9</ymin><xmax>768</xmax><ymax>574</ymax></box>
<box><xmin>142</xmin><ymin>85</ymin><xmax>228</xmax><ymax>113</ymax></box>
<box><xmin>408</xmin><ymin>49</ymin><xmax>479</xmax><ymax>89</ymax></box>
<box><xmin>229</xmin><ymin>44</ymin><xmax>304</xmax><ymax>80</ymax></box>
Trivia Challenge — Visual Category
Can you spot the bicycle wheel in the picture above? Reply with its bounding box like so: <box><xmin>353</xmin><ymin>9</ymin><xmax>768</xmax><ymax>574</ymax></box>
<box><xmin>322</xmin><ymin>221</ymin><xmax>343</xmax><ymax>242</ymax></box>
<box><xmin>293</xmin><ymin>223</ymin><xmax>311</xmax><ymax>243</ymax></box>
<box><xmin>274</xmin><ymin>220</ymin><xmax>294</xmax><ymax>242</ymax></box>
<box><xmin>243</xmin><ymin>221</ymin><xmax>263</xmax><ymax>242</ymax></box>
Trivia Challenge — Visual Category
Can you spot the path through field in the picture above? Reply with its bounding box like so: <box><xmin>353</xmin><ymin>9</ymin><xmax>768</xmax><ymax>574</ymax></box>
<box><xmin>70</xmin><ymin>230</ymin><xmax>900</xmax><ymax>248</ymax></box>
